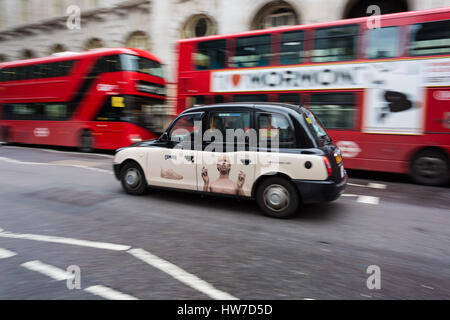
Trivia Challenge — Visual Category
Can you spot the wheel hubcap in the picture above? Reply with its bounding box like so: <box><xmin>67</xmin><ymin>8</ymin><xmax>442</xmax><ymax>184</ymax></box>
<box><xmin>125</xmin><ymin>168</ymin><xmax>140</xmax><ymax>187</ymax></box>
<box><xmin>414</xmin><ymin>156</ymin><xmax>447</xmax><ymax>178</ymax></box>
<box><xmin>263</xmin><ymin>184</ymin><xmax>290</xmax><ymax>212</ymax></box>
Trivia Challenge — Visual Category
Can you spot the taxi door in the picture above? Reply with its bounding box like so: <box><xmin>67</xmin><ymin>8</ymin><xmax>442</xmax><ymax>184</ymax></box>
<box><xmin>198</xmin><ymin>109</ymin><xmax>255</xmax><ymax>197</ymax></box>
<box><xmin>145</xmin><ymin>112</ymin><xmax>203</xmax><ymax>191</ymax></box>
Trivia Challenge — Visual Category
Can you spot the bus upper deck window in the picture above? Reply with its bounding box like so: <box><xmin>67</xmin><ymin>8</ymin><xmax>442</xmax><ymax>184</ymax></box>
<box><xmin>410</xmin><ymin>20</ymin><xmax>450</xmax><ymax>56</ymax></box>
<box><xmin>280</xmin><ymin>30</ymin><xmax>304</xmax><ymax>65</ymax></box>
<box><xmin>313</xmin><ymin>24</ymin><xmax>358</xmax><ymax>63</ymax></box>
<box><xmin>194</xmin><ymin>39</ymin><xmax>227</xmax><ymax>70</ymax></box>
<box><xmin>232</xmin><ymin>34</ymin><xmax>271</xmax><ymax>68</ymax></box>
<box><xmin>367</xmin><ymin>26</ymin><xmax>399</xmax><ymax>59</ymax></box>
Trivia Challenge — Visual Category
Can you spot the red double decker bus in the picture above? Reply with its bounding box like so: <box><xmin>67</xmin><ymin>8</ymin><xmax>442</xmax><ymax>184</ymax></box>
<box><xmin>0</xmin><ymin>48</ymin><xmax>166</xmax><ymax>151</ymax></box>
<box><xmin>175</xmin><ymin>7</ymin><xmax>450</xmax><ymax>186</ymax></box>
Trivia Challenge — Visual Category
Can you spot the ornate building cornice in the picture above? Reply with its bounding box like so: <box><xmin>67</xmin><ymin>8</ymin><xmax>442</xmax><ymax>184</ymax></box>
<box><xmin>0</xmin><ymin>0</ymin><xmax>151</xmax><ymax>41</ymax></box>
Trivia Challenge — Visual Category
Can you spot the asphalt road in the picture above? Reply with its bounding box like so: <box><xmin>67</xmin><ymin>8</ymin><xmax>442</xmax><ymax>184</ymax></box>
<box><xmin>0</xmin><ymin>144</ymin><xmax>449</xmax><ymax>300</ymax></box>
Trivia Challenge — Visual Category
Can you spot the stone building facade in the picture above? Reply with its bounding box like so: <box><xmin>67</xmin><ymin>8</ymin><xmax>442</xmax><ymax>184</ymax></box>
<box><xmin>1</xmin><ymin>0</ymin><xmax>449</xmax><ymax>106</ymax></box>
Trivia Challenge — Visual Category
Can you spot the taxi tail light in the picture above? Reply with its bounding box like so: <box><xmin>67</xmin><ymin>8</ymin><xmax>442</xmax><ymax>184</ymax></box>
<box><xmin>322</xmin><ymin>156</ymin><xmax>332</xmax><ymax>177</ymax></box>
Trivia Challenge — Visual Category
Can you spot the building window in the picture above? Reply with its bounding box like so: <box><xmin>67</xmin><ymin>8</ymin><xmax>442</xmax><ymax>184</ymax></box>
<box><xmin>84</xmin><ymin>38</ymin><xmax>104</xmax><ymax>50</ymax></box>
<box><xmin>344</xmin><ymin>0</ymin><xmax>408</xmax><ymax>19</ymax></box>
<box><xmin>367</xmin><ymin>27</ymin><xmax>399</xmax><ymax>59</ymax></box>
<box><xmin>313</xmin><ymin>24</ymin><xmax>358</xmax><ymax>63</ymax></box>
<box><xmin>309</xmin><ymin>93</ymin><xmax>356</xmax><ymax>129</ymax></box>
<box><xmin>410</xmin><ymin>20</ymin><xmax>450</xmax><ymax>57</ymax></box>
<box><xmin>181</xmin><ymin>14</ymin><xmax>217</xmax><ymax>39</ymax></box>
<box><xmin>125</xmin><ymin>31</ymin><xmax>151</xmax><ymax>51</ymax></box>
<box><xmin>22</xmin><ymin>49</ymin><xmax>35</xmax><ymax>60</ymax></box>
<box><xmin>50</xmin><ymin>44</ymin><xmax>67</xmax><ymax>55</ymax></box>
<box><xmin>251</xmin><ymin>1</ymin><xmax>299</xmax><ymax>30</ymax></box>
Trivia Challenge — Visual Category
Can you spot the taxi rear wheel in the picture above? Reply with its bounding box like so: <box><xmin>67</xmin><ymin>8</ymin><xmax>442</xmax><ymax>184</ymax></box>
<box><xmin>120</xmin><ymin>162</ymin><xmax>148</xmax><ymax>195</ymax></box>
<box><xmin>256</xmin><ymin>177</ymin><xmax>299</xmax><ymax>219</ymax></box>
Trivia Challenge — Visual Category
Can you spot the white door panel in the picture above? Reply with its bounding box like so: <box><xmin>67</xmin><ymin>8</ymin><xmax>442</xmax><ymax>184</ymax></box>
<box><xmin>146</xmin><ymin>147</ymin><xmax>198</xmax><ymax>191</ymax></box>
<box><xmin>255</xmin><ymin>152</ymin><xmax>328</xmax><ymax>181</ymax></box>
<box><xmin>198</xmin><ymin>151</ymin><xmax>255</xmax><ymax>197</ymax></box>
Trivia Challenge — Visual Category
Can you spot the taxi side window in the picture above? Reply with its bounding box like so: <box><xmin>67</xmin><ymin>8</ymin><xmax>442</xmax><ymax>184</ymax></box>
<box><xmin>168</xmin><ymin>113</ymin><xmax>203</xmax><ymax>145</ymax></box>
<box><xmin>206</xmin><ymin>111</ymin><xmax>250</xmax><ymax>151</ymax></box>
<box><xmin>257</xmin><ymin>112</ymin><xmax>296</xmax><ymax>149</ymax></box>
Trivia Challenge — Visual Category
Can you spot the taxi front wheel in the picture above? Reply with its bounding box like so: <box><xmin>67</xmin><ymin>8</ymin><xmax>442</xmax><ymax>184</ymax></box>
<box><xmin>120</xmin><ymin>162</ymin><xmax>148</xmax><ymax>195</ymax></box>
<box><xmin>256</xmin><ymin>177</ymin><xmax>300</xmax><ymax>219</ymax></box>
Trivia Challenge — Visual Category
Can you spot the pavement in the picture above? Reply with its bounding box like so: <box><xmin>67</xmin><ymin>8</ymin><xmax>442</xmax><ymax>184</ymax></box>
<box><xmin>0</xmin><ymin>143</ymin><xmax>449</xmax><ymax>300</ymax></box>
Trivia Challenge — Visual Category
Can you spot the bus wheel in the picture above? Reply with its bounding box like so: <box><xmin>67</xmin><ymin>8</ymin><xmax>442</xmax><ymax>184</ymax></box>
<box><xmin>410</xmin><ymin>149</ymin><xmax>450</xmax><ymax>186</ymax></box>
<box><xmin>1</xmin><ymin>127</ymin><xmax>9</xmax><ymax>144</ymax></box>
<box><xmin>120</xmin><ymin>162</ymin><xmax>148</xmax><ymax>195</ymax></box>
<box><xmin>79</xmin><ymin>130</ymin><xmax>93</xmax><ymax>153</ymax></box>
<box><xmin>256</xmin><ymin>177</ymin><xmax>299</xmax><ymax>219</ymax></box>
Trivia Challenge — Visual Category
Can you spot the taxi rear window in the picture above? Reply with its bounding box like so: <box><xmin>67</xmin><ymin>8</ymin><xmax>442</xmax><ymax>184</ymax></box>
<box><xmin>302</xmin><ymin>109</ymin><xmax>331</xmax><ymax>144</ymax></box>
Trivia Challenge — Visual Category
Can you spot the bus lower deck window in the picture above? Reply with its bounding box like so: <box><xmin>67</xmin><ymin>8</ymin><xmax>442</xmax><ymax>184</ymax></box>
<box><xmin>309</xmin><ymin>93</ymin><xmax>356</xmax><ymax>129</ymax></box>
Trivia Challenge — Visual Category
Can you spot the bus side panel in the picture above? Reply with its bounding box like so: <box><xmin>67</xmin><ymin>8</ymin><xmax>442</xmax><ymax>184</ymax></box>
<box><xmin>426</xmin><ymin>88</ymin><xmax>450</xmax><ymax>135</ymax></box>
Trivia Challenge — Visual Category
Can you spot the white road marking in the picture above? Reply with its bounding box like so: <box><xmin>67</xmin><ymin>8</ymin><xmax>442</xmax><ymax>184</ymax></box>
<box><xmin>348</xmin><ymin>182</ymin><xmax>387</xmax><ymax>190</ymax></box>
<box><xmin>21</xmin><ymin>260</ymin><xmax>72</xmax><ymax>281</ymax></box>
<box><xmin>0</xmin><ymin>228</ymin><xmax>236</xmax><ymax>300</ymax></box>
<box><xmin>84</xmin><ymin>285</ymin><xmax>139</xmax><ymax>300</ymax></box>
<box><xmin>128</xmin><ymin>248</ymin><xmax>238</xmax><ymax>300</ymax></box>
<box><xmin>0</xmin><ymin>230</ymin><xmax>131</xmax><ymax>251</ymax></box>
<box><xmin>357</xmin><ymin>196</ymin><xmax>380</xmax><ymax>205</ymax></box>
<box><xmin>367</xmin><ymin>183</ymin><xmax>387</xmax><ymax>190</ymax></box>
<box><xmin>421</xmin><ymin>285</ymin><xmax>434</xmax><ymax>290</ymax></box>
<box><xmin>0</xmin><ymin>248</ymin><xmax>17</xmax><ymax>259</ymax></box>
<box><xmin>342</xmin><ymin>194</ymin><xmax>380</xmax><ymax>205</ymax></box>
<box><xmin>1</xmin><ymin>145</ymin><xmax>114</xmax><ymax>159</ymax></box>
<box><xmin>0</xmin><ymin>156</ymin><xmax>113</xmax><ymax>174</ymax></box>
<box><xmin>21</xmin><ymin>261</ymin><xmax>138</xmax><ymax>300</ymax></box>
<box><xmin>304</xmin><ymin>298</ymin><xmax>316</xmax><ymax>300</ymax></box>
